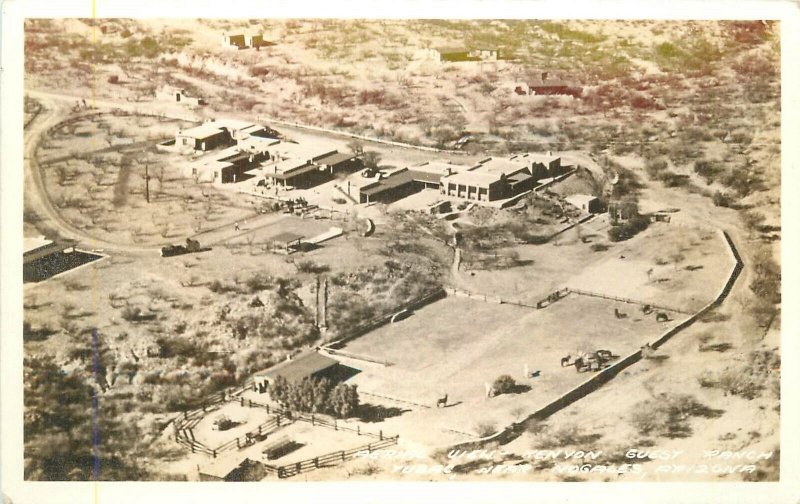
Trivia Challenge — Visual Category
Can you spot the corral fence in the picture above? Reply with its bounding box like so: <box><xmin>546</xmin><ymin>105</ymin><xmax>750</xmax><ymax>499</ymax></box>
<box><xmin>447</xmin><ymin>229</ymin><xmax>743</xmax><ymax>453</ymax></box>
<box><xmin>444</xmin><ymin>286</ymin><xmax>570</xmax><ymax>310</ymax></box>
<box><xmin>324</xmin><ymin>288</ymin><xmax>447</xmax><ymax>350</ymax></box>
<box><xmin>566</xmin><ymin>288</ymin><xmax>693</xmax><ymax>315</ymax></box>
<box><xmin>238</xmin><ymin>397</ymin><xmax>392</xmax><ymax>441</ymax></box>
<box><xmin>263</xmin><ymin>436</ymin><xmax>399</xmax><ymax>479</ymax></box>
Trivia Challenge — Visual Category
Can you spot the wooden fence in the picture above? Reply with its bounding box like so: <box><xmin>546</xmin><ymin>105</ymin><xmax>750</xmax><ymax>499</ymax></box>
<box><xmin>447</xmin><ymin>229</ymin><xmax>744</xmax><ymax>453</ymax></box>
<box><xmin>262</xmin><ymin>436</ymin><xmax>399</xmax><ymax>479</ymax></box>
<box><xmin>324</xmin><ymin>287</ymin><xmax>447</xmax><ymax>349</ymax></box>
<box><xmin>237</xmin><ymin>397</ymin><xmax>391</xmax><ymax>440</ymax></box>
<box><xmin>566</xmin><ymin>287</ymin><xmax>693</xmax><ymax>315</ymax></box>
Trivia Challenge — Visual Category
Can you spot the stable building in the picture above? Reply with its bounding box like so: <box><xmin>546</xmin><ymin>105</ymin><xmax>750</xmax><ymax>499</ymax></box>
<box><xmin>252</xmin><ymin>351</ymin><xmax>341</xmax><ymax>393</ymax></box>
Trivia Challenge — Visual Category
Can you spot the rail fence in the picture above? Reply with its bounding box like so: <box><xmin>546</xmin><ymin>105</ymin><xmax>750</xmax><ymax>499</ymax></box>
<box><xmin>324</xmin><ymin>288</ymin><xmax>447</xmax><ymax>350</ymax></box>
<box><xmin>263</xmin><ymin>436</ymin><xmax>399</xmax><ymax>479</ymax></box>
<box><xmin>447</xmin><ymin>229</ymin><xmax>744</xmax><ymax>453</ymax></box>
<box><xmin>444</xmin><ymin>286</ymin><xmax>570</xmax><ymax>310</ymax></box>
<box><xmin>566</xmin><ymin>287</ymin><xmax>693</xmax><ymax>315</ymax></box>
<box><xmin>238</xmin><ymin>397</ymin><xmax>392</xmax><ymax>440</ymax></box>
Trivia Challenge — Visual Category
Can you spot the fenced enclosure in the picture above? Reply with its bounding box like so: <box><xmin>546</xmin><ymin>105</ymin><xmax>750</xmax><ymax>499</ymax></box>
<box><xmin>262</xmin><ymin>435</ymin><xmax>399</xmax><ymax>479</ymax></box>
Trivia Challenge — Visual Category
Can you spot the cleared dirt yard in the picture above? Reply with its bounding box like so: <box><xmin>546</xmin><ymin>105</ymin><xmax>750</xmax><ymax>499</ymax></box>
<box><xmin>339</xmin><ymin>294</ymin><xmax>682</xmax><ymax>444</ymax></box>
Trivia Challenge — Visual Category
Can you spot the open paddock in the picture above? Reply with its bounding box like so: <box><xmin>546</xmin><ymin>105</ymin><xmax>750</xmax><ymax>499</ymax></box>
<box><xmin>339</xmin><ymin>294</ymin><xmax>679</xmax><ymax>442</ymax></box>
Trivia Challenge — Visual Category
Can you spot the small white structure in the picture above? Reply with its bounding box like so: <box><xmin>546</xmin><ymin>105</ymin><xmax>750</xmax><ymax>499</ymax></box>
<box><xmin>155</xmin><ymin>86</ymin><xmax>204</xmax><ymax>107</ymax></box>
<box><xmin>565</xmin><ymin>194</ymin><xmax>601</xmax><ymax>214</ymax></box>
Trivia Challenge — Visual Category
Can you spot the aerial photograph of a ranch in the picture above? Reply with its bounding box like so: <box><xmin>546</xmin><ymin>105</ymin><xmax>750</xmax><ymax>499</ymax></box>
<box><xmin>19</xmin><ymin>18</ymin><xmax>781</xmax><ymax>483</ymax></box>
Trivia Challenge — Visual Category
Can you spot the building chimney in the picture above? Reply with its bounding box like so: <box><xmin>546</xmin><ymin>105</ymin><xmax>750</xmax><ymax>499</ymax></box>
<box><xmin>541</xmin><ymin>71</ymin><xmax>548</xmax><ymax>81</ymax></box>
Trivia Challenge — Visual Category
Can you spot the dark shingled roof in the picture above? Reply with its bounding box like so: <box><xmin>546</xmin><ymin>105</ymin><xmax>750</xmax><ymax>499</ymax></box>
<box><xmin>255</xmin><ymin>351</ymin><xmax>338</xmax><ymax>383</ymax></box>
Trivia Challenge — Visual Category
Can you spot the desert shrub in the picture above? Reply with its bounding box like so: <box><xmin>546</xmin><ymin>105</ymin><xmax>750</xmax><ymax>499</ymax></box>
<box><xmin>476</xmin><ymin>421</ymin><xmax>498</xmax><ymax>438</ymax></box>
<box><xmin>629</xmin><ymin>393</ymin><xmax>710</xmax><ymax>438</ymax></box>
<box><xmin>492</xmin><ymin>375</ymin><xmax>517</xmax><ymax>395</ymax></box>
<box><xmin>245</xmin><ymin>273</ymin><xmax>274</xmax><ymax>293</ymax></box>
<box><xmin>712</xmin><ymin>191</ymin><xmax>733</xmax><ymax>207</ymax></box>
<box><xmin>608</xmin><ymin>215</ymin><xmax>650</xmax><ymax>242</ymax></box>
<box><xmin>697</xmin><ymin>350</ymin><xmax>779</xmax><ymax>400</ymax></box>
<box><xmin>295</xmin><ymin>260</ymin><xmax>330</xmax><ymax>274</ymax></box>
<box><xmin>645</xmin><ymin>158</ymin><xmax>669</xmax><ymax>179</ymax></box>
<box><xmin>590</xmin><ymin>243</ymin><xmax>610</xmax><ymax>252</ymax></box>
<box><xmin>120</xmin><ymin>305</ymin><xmax>142</xmax><ymax>321</ymax></box>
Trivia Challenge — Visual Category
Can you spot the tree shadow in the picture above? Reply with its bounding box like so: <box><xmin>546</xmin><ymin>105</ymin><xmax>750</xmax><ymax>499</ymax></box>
<box><xmin>700</xmin><ymin>343</ymin><xmax>733</xmax><ymax>353</ymax></box>
<box><xmin>356</xmin><ymin>404</ymin><xmax>409</xmax><ymax>423</ymax></box>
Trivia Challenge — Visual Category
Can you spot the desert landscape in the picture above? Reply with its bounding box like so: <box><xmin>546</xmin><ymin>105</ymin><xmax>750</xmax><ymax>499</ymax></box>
<box><xmin>21</xmin><ymin>19</ymin><xmax>780</xmax><ymax>483</ymax></box>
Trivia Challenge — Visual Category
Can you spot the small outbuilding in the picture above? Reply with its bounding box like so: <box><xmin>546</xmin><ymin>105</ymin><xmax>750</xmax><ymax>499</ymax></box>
<box><xmin>565</xmin><ymin>194</ymin><xmax>602</xmax><ymax>214</ymax></box>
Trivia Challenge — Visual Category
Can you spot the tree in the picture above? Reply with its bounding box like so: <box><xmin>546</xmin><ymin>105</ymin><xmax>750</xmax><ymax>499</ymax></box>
<box><xmin>347</xmin><ymin>140</ymin><xmax>364</xmax><ymax>156</ymax></box>
<box><xmin>24</xmin><ymin>356</ymin><xmax>150</xmax><ymax>480</ymax></box>
<box><xmin>362</xmin><ymin>151</ymin><xmax>381</xmax><ymax>170</ymax></box>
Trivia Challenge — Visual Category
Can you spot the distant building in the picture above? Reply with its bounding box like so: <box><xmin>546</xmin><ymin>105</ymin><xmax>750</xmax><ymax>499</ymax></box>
<box><xmin>260</xmin><ymin>149</ymin><xmax>360</xmax><ymax>189</ymax></box>
<box><xmin>527</xmin><ymin>72</ymin><xmax>583</xmax><ymax>97</ymax></box>
<box><xmin>565</xmin><ymin>194</ymin><xmax>602</xmax><ymax>214</ymax></box>
<box><xmin>155</xmin><ymin>86</ymin><xmax>205</xmax><ymax>107</ymax></box>
<box><xmin>507</xmin><ymin>152</ymin><xmax>565</xmax><ymax>182</ymax></box>
<box><xmin>440</xmin><ymin>157</ymin><xmax>535</xmax><ymax>202</ymax></box>
<box><xmin>252</xmin><ymin>350</ymin><xmax>341</xmax><ymax>392</ymax></box>
<box><xmin>174</xmin><ymin>119</ymin><xmax>270</xmax><ymax>152</ymax></box>
<box><xmin>222</xmin><ymin>32</ymin><xmax>263</xmax><ymax>49</ymax></box>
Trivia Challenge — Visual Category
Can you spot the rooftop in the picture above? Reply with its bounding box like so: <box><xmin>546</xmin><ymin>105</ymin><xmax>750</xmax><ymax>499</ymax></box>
<box><xmin>315</xmin><ymin>152</ymin><xmax>355</xmax><ymax>166</ymax></box>
<box><xmin>359</xmin><ymin>169</ymin><xmax>442</xmax><ymax>197</ymax></box>
<box><xmin>254</xmin><ymin>350</ymin><xmax>338</xmax><ymax>382</ymax></box>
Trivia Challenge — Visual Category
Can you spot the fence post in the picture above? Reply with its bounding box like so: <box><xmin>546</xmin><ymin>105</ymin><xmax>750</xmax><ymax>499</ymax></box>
<box><xmin>334</xmin><ymin>419</ymin><xmax>337</xmax><ymax>431</ymax></box>
<box><xmin>368</xmin><ymin>443</ymin><xmax>372</xmax><ymax>453</ymax></box>
<box><xmin>341</xmin><ymin>451</ymin><xmax>345</xmax><ymax>462</ymax></box>
<box><xmin>277</xmin><ymin>414</ymin><xmax>281</xmax><ymax>427</ymax></box>
<box><xmin>241</xmin><ymin>397</ymin><xmax>244</xmax><ymax>407</ymax></box>
<box><xmin>314</xmin><ymin>457</ymin><xmax>319</xmax><ymax>468</ymax></box>
<box><xmin>237</xmin><ymin>438</ymin><xmax>240</xmax><ymax>449</ymax></box>
<box><xmin>312</xmin><ymin>414</ymin><xmax>315</xmax><ymax>426</ymax></box>
<box><xmin>212</xmin><ymin>449</ymin><xmax>217</xmax><ymax>458</ymax></box>
<box><xmin>184</xmin><ymin>411</ymin><xmax>188</xmax><ymax>420</ymax></box>
<box><xmin>267</xmin><ymin>404</ymin><xmax>270</xmax><ymax>414</ymax></box>
<box><xmin>380</xmin><ymin>430</ymin><xmax>383</xmax><ymax>441</ymax></box>
<box><xmin>357</xmin><ymin>425</ymin><xmax>360</xmax><ymax>436</ymax></box>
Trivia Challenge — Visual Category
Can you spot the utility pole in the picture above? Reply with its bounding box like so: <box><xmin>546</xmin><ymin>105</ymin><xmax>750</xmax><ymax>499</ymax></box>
<box><xmin>145</xmin><ymin>163</ymin><xmax>151</xmax><ymax>203</ymax></box>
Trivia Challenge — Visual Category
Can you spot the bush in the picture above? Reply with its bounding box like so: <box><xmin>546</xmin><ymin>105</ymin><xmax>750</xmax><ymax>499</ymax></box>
<box><xmin>629</xmin><ymin>393</ymin><xmax>708</xmax><ymax>438</ymax></box>
<box><xmin>492</xmin><ymin>374</ymin><xmax>517</xmax><ymax>396</ymax></box>
<box><xmin>712</xmin><ymin>191</ymin><xmax>733</xmax><ymax>207</ymax></box>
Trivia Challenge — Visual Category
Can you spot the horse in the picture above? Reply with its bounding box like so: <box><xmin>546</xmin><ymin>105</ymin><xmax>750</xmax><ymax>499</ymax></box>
<box><xmin>560</xmin><ymin>355</ymin><xmax>573</xmax><ymax>367</ymax></box>
<box><xmin>436</xmin><ymin>394</ymin><xmax>448</xmax><ymax>408</ymax></box>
